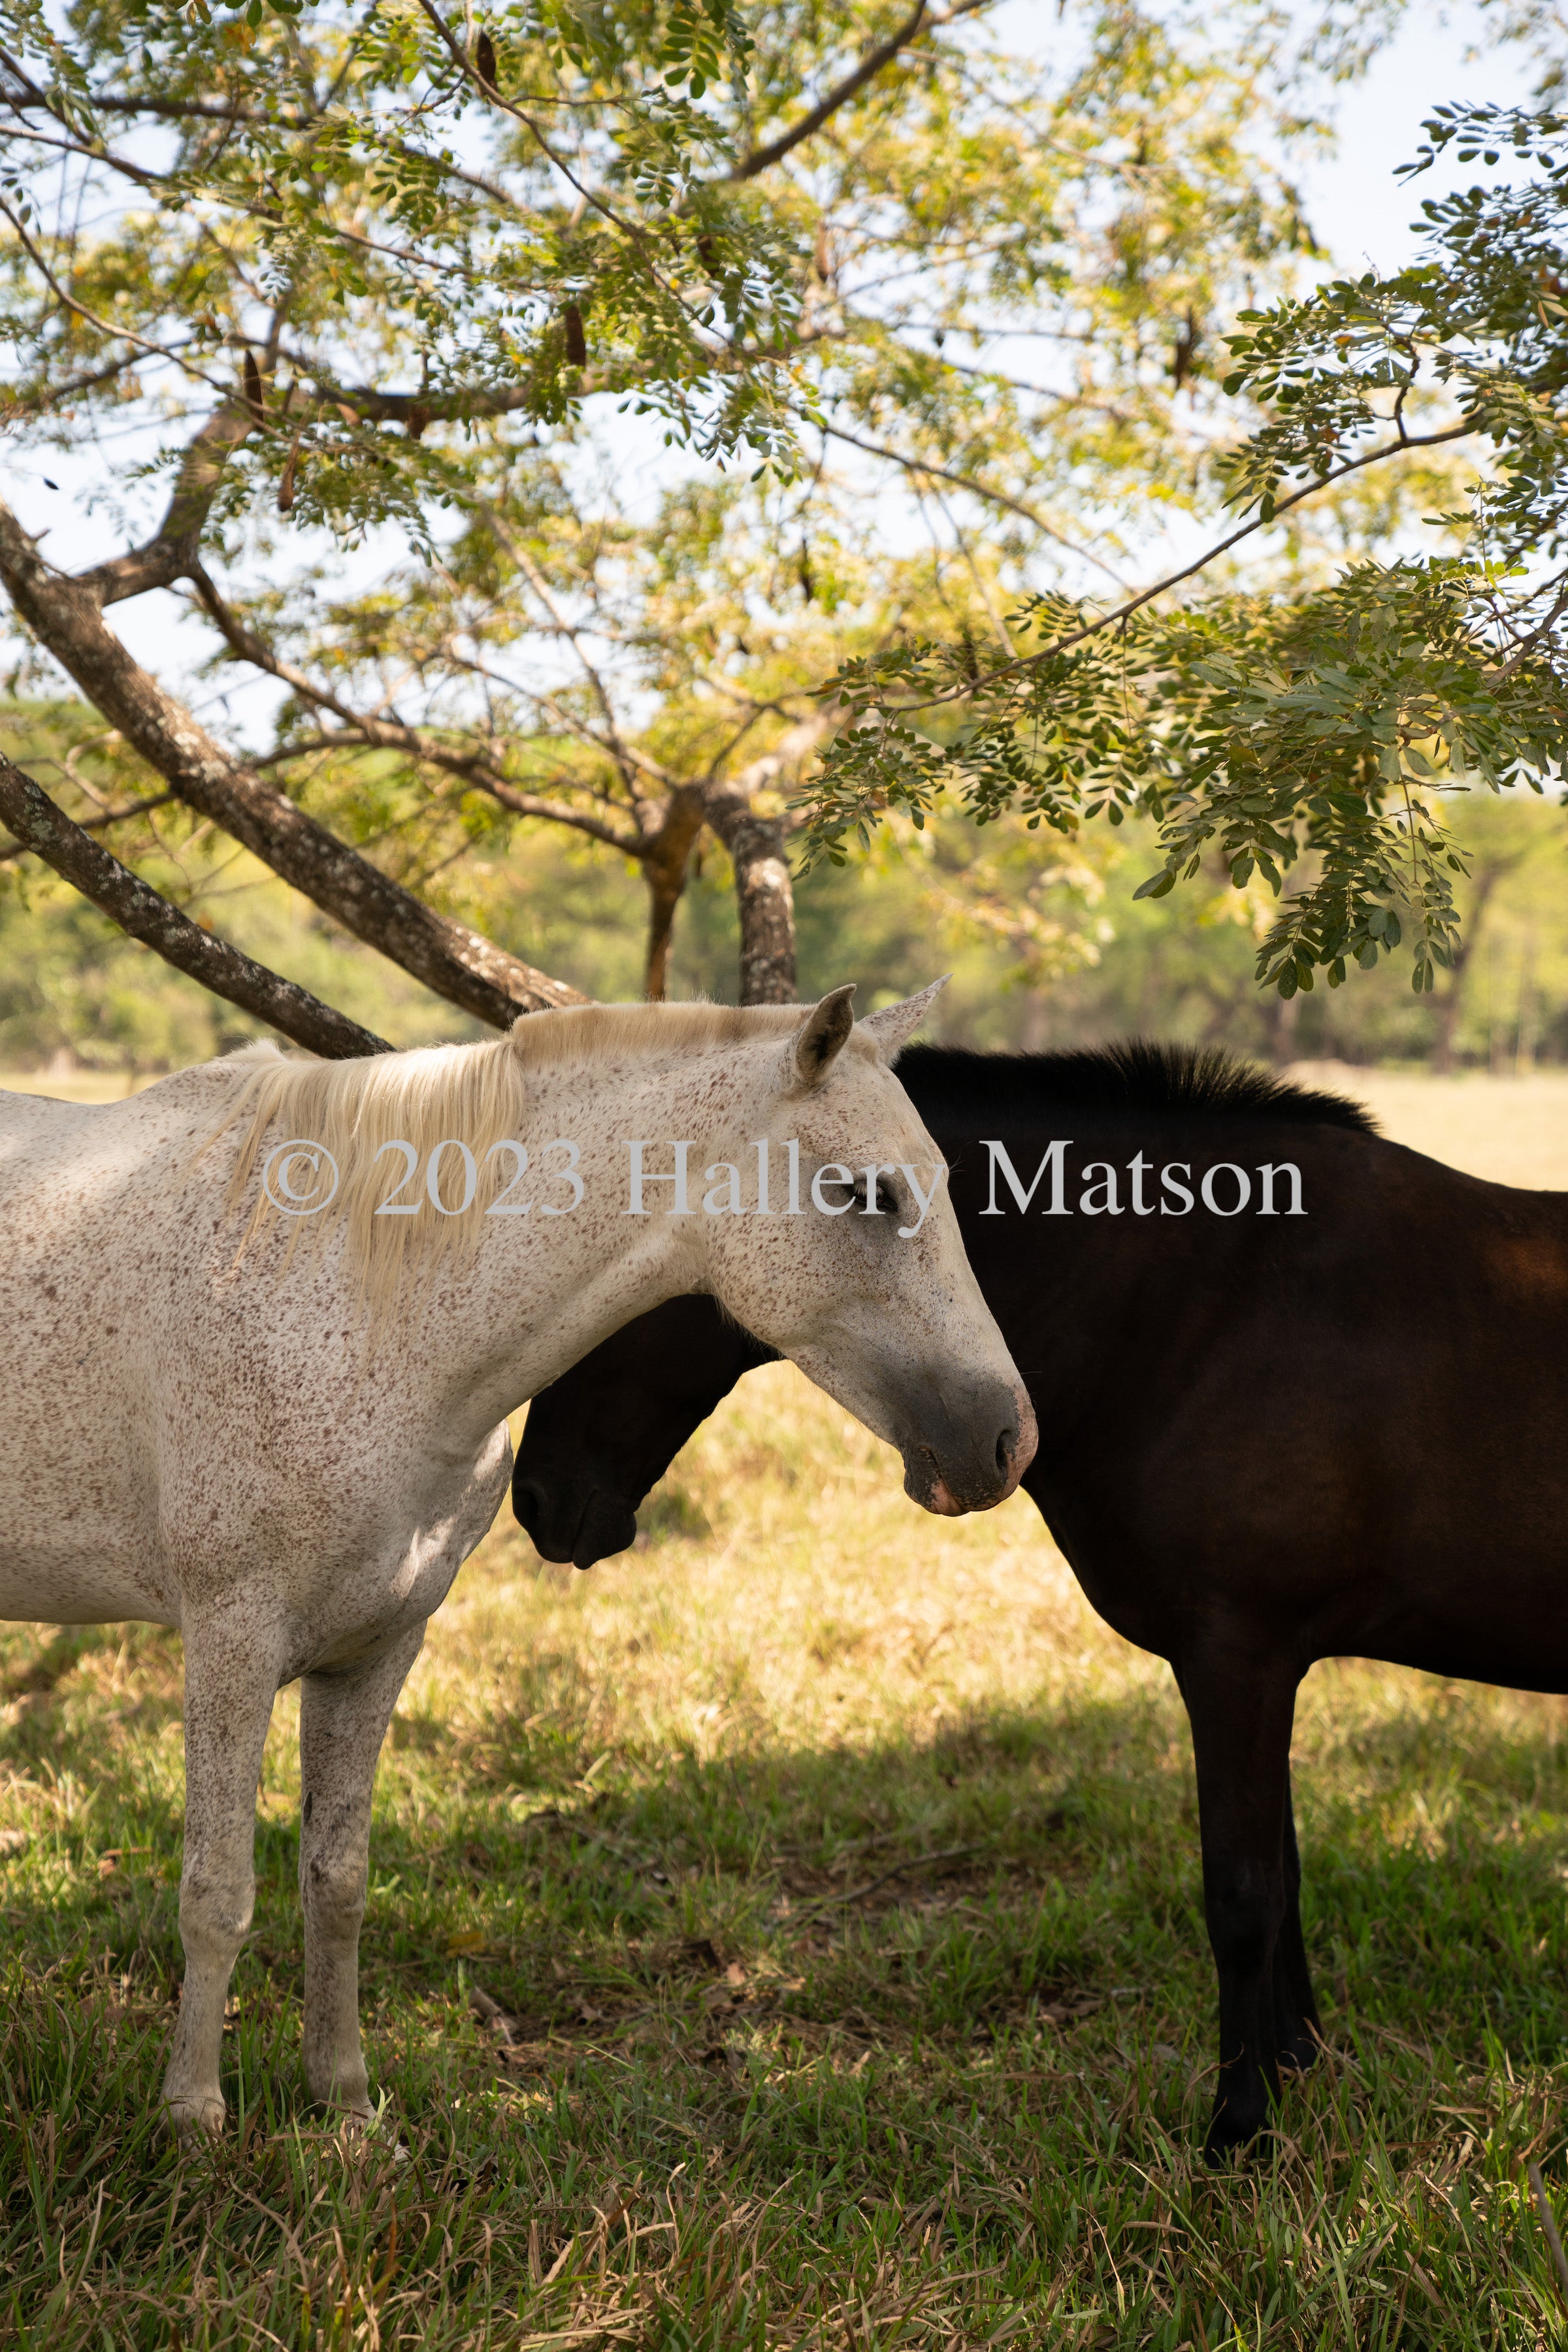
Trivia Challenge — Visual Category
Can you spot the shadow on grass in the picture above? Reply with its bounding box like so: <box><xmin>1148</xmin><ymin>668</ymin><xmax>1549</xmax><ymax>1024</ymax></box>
<box><xmin>9</xmin><ymin>1639</ymin><xmax>1568</xmax><ymax>2073</ymax></box>
<box><xmin>11</xmin><ymin>1642</ymin><xmax>1568</xmax><ymax>2344</ymax></box>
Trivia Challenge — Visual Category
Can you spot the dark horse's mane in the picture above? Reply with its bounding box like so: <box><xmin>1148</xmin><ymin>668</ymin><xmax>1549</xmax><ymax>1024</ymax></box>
<box><xmin>896</xmin><ymin>1037</ymin><xmax>1378</xmax><ymax>1135</ymax></box>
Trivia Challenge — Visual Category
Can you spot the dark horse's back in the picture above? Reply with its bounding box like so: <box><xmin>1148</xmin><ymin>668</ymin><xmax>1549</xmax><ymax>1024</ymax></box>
<box><xmin>919</xmin><ymin>1051</ymin><xmax>1568</xmax><ymax>1695</ymax></box>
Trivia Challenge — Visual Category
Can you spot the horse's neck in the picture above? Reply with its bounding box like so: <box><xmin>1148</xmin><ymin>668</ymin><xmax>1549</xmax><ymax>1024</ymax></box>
<box><xmin>421</xmin><ymin>1061</ymin><xmax>722</xmax><ymax>1445</ymax></box>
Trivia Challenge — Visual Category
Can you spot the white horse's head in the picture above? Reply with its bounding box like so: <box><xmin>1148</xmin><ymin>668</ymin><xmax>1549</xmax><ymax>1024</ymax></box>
<box><xmin>205</xmin><ymin>983</ymin><xmax>1034</xmax><ymax>1512</ymax></box>
<box><xmin>694</xmin><ymin>981</ymin><xmax>1037</xmax><ymax>1514</ymax></box>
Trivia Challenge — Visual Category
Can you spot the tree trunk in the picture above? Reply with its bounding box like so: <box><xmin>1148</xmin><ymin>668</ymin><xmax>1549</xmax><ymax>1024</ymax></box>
<box><xmin>640</xmin><ymin>785</ymin><xmax>705</xmax><ymax>1000</ymax></box>
<box><xmin>0</xmin><ymin>501</ymin><xmax>587</xmax><ymax>1029</ymax></box>
<box><xmin>1431</xmin><ymin>977</ymin><xmax>1463</xmax><ymax>1075</ymax></box>
<box><xmin>1262</xmin><ymin>980</ymin><xmax>1299</xmax><ymax>1066</ymax></box>
<box><xmin>716</xmin><ymin>799</ymin><xmax>797</xmax><ymax>1005</ymax></box>
<box><xmin>0</xmin><ymin>754</ymin><xmax>387</xmax><ymax>1058</ymax></box>
<box><xmin>701</xmin><ymin>711</ymin><xmax>843</xmax><ymax>1007</ymax></box>
<box><xmin>1433</xmin><ymin>861</ymin><xmax>1509</xmax><ymax>1074</ymax></box>
<box><xmin>644</xmin><ymin>877</ymin><xmax>683</xmax><ymax>1002</ymax></box>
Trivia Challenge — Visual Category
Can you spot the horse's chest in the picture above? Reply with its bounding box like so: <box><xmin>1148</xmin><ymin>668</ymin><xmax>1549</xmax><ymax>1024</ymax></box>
<box><xmin>293</xmin><ymin>1535</ymin><xmax>465</xmax><ymax>1674</ymax></box>
<box><xmin>152</xmin><ymin>1410</ymin><xmax>512</xmax><ymax>1674</ymax></box>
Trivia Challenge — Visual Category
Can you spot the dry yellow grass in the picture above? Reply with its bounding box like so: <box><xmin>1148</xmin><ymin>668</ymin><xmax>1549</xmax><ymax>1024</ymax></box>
<box><xmin>0</xmin><ymin>1063</ymin><xmax>158</xmax><ymax>1103</ymax></box>
<box><xmin>413</xmin><ymin>1382</ymin><xmax>1130</xmax><ymax>1773</ymax></box>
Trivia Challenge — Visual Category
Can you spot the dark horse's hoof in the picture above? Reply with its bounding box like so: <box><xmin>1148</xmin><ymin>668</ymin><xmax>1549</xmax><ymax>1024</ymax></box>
<box><xmin>1203</xmin><ymin>2110</ymin><xmax>1273</xmax><ymax>2167</ymax></box>
<box><xmin>1275</xmin><ymin>2029</ymin><xmax>1323</xmax><ymax>2076</ymax></box>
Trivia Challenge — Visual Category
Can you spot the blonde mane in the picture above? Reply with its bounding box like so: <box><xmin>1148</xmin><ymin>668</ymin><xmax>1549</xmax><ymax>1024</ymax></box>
<box><xmin>202</xmin><ymin>1000</ymin><xmax>879</xmax><ymax>1318</ymax></box>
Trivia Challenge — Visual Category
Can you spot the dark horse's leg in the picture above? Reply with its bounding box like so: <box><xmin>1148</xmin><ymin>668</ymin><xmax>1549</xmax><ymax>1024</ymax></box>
<box><xmin>1175</xmin><ymin>1644</ymin><xmax>1301</xmax><ymax>2162</ymax></box>
<box><xmin>1271</xmin><ymin>1780</ymin><xmax>1322</xmax><ymax>2074</ymax></box>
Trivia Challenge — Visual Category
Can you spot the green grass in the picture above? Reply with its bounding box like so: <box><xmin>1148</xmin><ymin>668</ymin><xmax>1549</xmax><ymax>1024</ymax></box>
<box><xmin>5</xmin><ymin>1364</ymin><xmax>1568</xmax><ymax>2347</ymax></box>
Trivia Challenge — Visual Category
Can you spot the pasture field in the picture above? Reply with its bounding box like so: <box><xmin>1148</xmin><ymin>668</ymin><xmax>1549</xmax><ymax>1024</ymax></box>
<box><xmin>1284</xmin><ymin>1066</ymin><xmax>1568</xmax><ymax>1190</ymax></box>
<box><xmin>3</xmin><ymin>1070</ymin><xmax>1568</xmax><ymax>2349</ymax></box>
<box><xmin>0</xmin><ymin>1066</ymin><xmax>159</xmax><ymax>1104</ymax></box>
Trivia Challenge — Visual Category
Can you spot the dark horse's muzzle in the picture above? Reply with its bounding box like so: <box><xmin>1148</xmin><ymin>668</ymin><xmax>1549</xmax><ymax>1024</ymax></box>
<box><xmin>513</xmin><ymin>1473</ymin><xmax>638</xmax><ymax>1571</ymax></box>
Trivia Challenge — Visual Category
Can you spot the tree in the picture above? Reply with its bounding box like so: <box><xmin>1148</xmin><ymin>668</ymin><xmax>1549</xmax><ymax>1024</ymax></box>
<box><xmin>803</xmin><ymin>96</ymin><xmax>1568</xmax><ymax>1005</ymax></box>
<box><xmin>0</xmin><ymin>745</ymin><xmax>387</xmax><ymax>1054</ymax></box>
<box><xmin>0</xmin><ymin>0</ymin><xmax>1324</xmax><ymax>1022</ymax></box>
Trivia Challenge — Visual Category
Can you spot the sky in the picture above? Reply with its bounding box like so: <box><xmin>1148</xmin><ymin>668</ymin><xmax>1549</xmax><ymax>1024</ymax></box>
<box><xmin>1288</xmin><ymin>3</ymin><xmax>1537</xmax><ymax>269</ymax></box>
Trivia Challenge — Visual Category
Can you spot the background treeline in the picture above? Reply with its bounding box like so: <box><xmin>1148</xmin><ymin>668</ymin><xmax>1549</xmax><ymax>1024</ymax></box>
<box><xmin>5</xmin><ymin>698</ymin><xmax>1562</xmax><ymax>1071</ymax></box>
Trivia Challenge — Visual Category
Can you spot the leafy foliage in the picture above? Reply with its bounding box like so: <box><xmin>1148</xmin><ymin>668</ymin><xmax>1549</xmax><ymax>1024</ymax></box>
<box><xmin>804</xmin><ymin>98</ymin><xmax>1568</xmax><ymax>995</ymax></box>
<box><xmin>0</xmin><ymin>0</ymin><xmax>1316</xmax><ymax>530</ymax></box>
<box><xmin>0</xmin><ymin>0</ymin><xmax>787</xmax><ymax>491</ymax></box>
<box><xmin>0</xmin><ymin>0</ymin><xmax>1335</xmax><ymax>1000</ymax></box>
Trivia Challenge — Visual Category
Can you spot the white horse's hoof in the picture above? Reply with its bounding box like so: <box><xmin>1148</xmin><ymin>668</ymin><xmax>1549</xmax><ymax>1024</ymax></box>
<box><xmin>165</xmin><ymin>2093</ymin><xmax>225</xmax><ymax>2140</ymax></box>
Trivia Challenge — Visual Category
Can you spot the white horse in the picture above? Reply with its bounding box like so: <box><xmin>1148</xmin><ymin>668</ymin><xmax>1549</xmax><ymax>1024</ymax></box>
<box><xmin>0</xmin><ymin>985</ymin><xmax>1034</xmax><ymax>2135</ymax></box>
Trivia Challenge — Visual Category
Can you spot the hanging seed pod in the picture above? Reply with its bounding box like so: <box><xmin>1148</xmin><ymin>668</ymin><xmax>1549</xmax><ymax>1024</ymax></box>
<box><xmin>474</xmin><ymin>28</ymin><xmax>497</xmax><ymax>85</ymax></box>
<box><xmin>562</xmin><ymin>302</ymin><xmax>587</xmax><ymax>368</ymax></box>
<box><xmin>242</xmin><ymin>348</ymin><xmax>264</xmax><ymax>417</ymax></box>
<box><xmin>278</xmin><ymin>429</ymin><xmax>302</xmax><ymax>514</ymax></box>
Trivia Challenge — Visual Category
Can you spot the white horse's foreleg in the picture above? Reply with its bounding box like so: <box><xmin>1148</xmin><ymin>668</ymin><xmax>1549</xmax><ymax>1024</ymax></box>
<box><xmin>163</xmin><ymin>1615</ymin><xmax>281</xmax><ymax>2137</ymax></box>
<box><xmin>297</xmin><ymin>1623</ymin><xmax>426</xmax><ymax>2120</ymax></box>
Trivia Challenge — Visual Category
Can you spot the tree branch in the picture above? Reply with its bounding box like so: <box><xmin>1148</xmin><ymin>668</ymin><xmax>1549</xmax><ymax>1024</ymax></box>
<box><xmin>470</xmin><ymin>774</ymin><xmax>647</xmax><ymax>849</ymax></box>
<box><xmin>413</xmin><ymin>0</ymin><xmax>678</xmax><ymax>281</ymax></box>
<box><xmin>0</xmin><ymin>787</ymin><xmax>174</xmax><ymax>864</ymax></box>
<box><xmin>815</xmin><ymin>414</ymin><xmax>1131</xmax><ymax>581</ymax></box>
<box><xmin>0</xmin><ymin>499</ymin><xmax>587</xmax><ymax>1025</ymax></box>
<box><xmin>0</xmin><ymin>752</ymin><xmax>387</xmax><ymax>1058</ymax></box>
<box><xmin>78</xmin><ymin>399</ymin><xmax>259</xmax><ymax>608</ymax></box>
<box><xmin>0</xmin><ymin>194</ymin><xmax>235</xmax><ymax>400</ymax></box>
<box><xmin>186</xmin><ymin>570</ymin><xmax>649</xmax><ymax>857</ymax></box>
<box><xmin>852</xmin><ymin>416</ymin><xmax>1480</xmax><ymax>715</ymax></box>
<box><xmin>725</xmin><ymin>3</ymin><xmax>990</xmax><ymax>184</ymax></box>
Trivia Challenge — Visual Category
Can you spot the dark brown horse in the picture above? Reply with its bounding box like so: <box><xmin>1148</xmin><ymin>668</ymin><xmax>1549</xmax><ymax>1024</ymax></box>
<box><xmin>512</xmin><ymin>1041</ymin><xmax>1568</xmax><ymax>2161</ymax></box>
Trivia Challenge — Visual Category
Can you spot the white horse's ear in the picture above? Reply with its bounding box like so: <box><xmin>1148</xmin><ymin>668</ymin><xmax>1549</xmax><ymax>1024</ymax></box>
<box><xmin>858</xmin><ymin>975</ymin><xmax>950</xmax><ymax>1062</ymax></box>
<box><xmin>788</xmin><ymin>983</ymin><xmax>857</xmax><ymax>1091</ymax></box>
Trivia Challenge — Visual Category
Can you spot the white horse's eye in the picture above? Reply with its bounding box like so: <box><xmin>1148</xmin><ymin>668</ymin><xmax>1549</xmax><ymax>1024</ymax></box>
<box><xmin>856</xmin><ymin>1174</ymin><xmax>902</xmax><ymax>1217</ymax></box>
